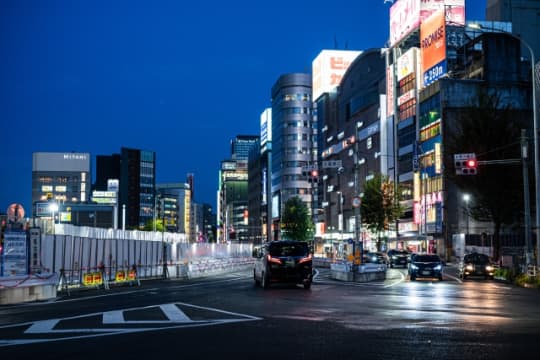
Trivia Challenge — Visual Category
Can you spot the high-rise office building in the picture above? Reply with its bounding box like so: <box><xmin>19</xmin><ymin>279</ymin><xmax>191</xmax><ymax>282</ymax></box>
<box><xmin>270</xmin><ymin>73</ymin><xmax>313</xmax><ymax>237</ymax></box>
<box><xmin>95</xmin><ymin>147</ymin><xmax>155</xmax><ymax>230</ymax></box>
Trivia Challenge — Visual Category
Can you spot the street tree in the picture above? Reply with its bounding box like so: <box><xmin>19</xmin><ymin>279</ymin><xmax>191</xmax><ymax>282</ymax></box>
<box><xmin>143</xmin><ymin>218</ymin><xmax>165</xmax><ymax>232</ymax></box>
<box><xmin>445</xmin><ymin>90</ymin><xmax>530</xmax><ymax>260</ymax></box>
<box><xmin>281</xmin><ymin>196</ymin><xmax>314</xmax><ymax>241</ymax></box>
<box><xmin>361</xmin><ymin>173</ymin><xmax>403</xmax><ymax>250</ymax></box>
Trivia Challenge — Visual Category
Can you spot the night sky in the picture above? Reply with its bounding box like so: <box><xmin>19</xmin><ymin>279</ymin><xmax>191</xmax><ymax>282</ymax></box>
<box><xmin>0</xmin><ymin>0</ymin><xmax>486</xmax><ymax>216</ymax></box>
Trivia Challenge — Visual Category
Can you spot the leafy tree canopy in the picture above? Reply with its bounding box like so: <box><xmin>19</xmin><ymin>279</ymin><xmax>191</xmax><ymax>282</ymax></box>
<box><xmin>281</xmin><ymin>196</ymin><xmax>314</xmax><ymax>241</ymax></box>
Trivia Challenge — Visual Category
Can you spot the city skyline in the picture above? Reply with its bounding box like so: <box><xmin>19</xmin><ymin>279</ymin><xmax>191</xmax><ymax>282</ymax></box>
<box><xmin>0</xmin><ymin>0</ymin><xmax>486</xmax><ymax>216</ymax></box>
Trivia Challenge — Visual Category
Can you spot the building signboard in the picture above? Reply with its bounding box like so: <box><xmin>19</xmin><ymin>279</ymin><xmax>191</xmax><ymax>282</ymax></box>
<box><xmin>1</xmin><ymin>231</ymin><xmax>28</xmax><ymax>276</ymax></box>
<box><xmin>390</xmin><ymin>0</ymin><xmax>464</xmax><ymax>47</ymax></box>
<box><xmin>312</xmin><ymin>50</ymin><xmax>362</xmax><ymax>101</ymax></box>
<box><xmin>390</xmin><ymin>0</ymin><xmax>421</xmax><ymax>46</ymax></box>
<box><xmin>386</xmin><ymin>64</ymin><xmax>394</xmax><ymax>117</ymax></box>
<box><xmin>421</xmin><ymin>9</ymin><xmax>447</xmax><ymax>87</ymax></box>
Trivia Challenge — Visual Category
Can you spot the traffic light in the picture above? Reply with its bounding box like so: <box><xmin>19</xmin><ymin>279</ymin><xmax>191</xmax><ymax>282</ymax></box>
<box><xmin>464</xmin><ymin>159</ymin><xmax>477</xmax><ymax>175</ymax></box>
<box><xmin>309</xmin><ymin>170</ymin><xmax>319</xmax><ymax>183</ymax></box>
<box><xmin>454</xmin><ymin>153</ymin><xmax>478</xmax><ymax>175</ymax></box>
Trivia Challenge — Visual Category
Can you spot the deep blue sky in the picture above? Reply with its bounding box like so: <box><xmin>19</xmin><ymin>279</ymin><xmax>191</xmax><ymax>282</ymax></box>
<box><xmin>0</xmin><ymin>0</ymin><xmax>486</xmax><ymax>216</ymax></box>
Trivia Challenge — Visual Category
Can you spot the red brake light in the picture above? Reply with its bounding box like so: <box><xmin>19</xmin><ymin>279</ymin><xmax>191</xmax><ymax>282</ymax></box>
<box><xmin>298</xmin><ymin>254</ymin><xmax>312</xmax><ymax>264</ymax></box>
<box><xmin>267</xmin><ymin>254</ymin><xmax>282</xmax><ymax>264</ymax></box>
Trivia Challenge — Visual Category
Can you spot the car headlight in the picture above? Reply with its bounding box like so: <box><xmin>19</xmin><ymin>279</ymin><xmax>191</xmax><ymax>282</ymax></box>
<box><xmin>486</xmin><ymin>265</ymin><xmax>494</xmax><ymax>271</ymax></box>
<box><xmin>434</xmin><ymin>264</ymin><xmax>442</xmax><ymax>271</ymax></box>
<box><xmin>465</xmin><ymin>264</ymin><xmax>474</xmax><ymax>271</ymax></box>
<box><xmin>410</xmin><ymin>264</ymin><xmax>418</xmax><ymax>270</ymax></box>
<box><xmin>392</xmin><ymin>255</ymin><xmax>398</xmax><ymax>259</ymax></box>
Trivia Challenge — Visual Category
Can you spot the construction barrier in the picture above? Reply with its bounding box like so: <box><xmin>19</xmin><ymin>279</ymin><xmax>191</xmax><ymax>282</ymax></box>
<box><xmin>82</xmin><ymin>273</ymin><xmax>94</xmax><ymax>286</ymax></box>
<box><xmin>115</xmin><ymin>270</ymin><xmax>126</xmax><ymax>282</ymax></box>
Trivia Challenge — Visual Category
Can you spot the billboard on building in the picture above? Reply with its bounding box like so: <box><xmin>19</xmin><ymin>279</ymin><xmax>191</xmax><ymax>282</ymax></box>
<box><xmin>386</xmin><ymin>64</ymin><xmax>394</xmax><ymax>117</ymax></box>
<box><xmin>390</xmin><ymin>0</ymin><xmax>464</xmax><ymax>47</ymax></box>
<box><xmin>312</xmin><ymin>50</ymin><xmax>362</xmax><ymax>101</ymax></box>
<box><xmin>396</xmin><ymin>47</ymin><xmax>418</xmax><ymax>81</ymax></box>
<box><xmin>260</xmin><ymin>108</ymin><xmax>272</xmax><ymax>148</ymax></box>
<box><xmin>32</xmin><ymin>152</ymin><xmax>90</xmax><ymax>172</ymax></box>
<box><xmin>421</xmin><ymin>9</ymin><xmax>447</xmax><ymax>87</ymax></box>
<box><xmin>390</xmin><ymin>0</ymin><xmax>421</xmax><ymax>46</ymax></box>
<box><xmin>420</xmin><ymin>0</ymin><xmax>465</xmax><ymax>26</ymax></box>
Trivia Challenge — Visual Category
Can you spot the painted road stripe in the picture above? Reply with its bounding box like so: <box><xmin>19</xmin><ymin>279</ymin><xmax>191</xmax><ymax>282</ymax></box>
<box><xmin>160</xmin><ymin>304</ymin><xmax>191</xmax><ymax>322</ymax></box>
<box><xmin>25</xmin><ymin>319</ymin><xmax>60</xmax><ymax>333</ymax></box>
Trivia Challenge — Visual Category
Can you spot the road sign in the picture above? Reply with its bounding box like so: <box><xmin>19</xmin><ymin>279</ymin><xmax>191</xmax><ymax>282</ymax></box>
<box><xmin>352</xmin><ymin>196</ymin><xmax>361</xmax><ymax>208</ymax></box>
<box><xmin>322</xmin><ymin>160</ymin><xmax>342</xmax><ymax>169</ymax></box>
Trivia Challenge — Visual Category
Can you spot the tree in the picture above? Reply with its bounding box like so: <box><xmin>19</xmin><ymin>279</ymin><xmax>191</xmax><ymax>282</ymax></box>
<box><xmin>143</xmin><ymin>218</ymin><xmax>165</xmax><ymax>232</ymax></box>
<box><xmin>281</xmin><ymin>196</ymin><xmax>314</xmax><ymax>241</ymax></box>
<box><xmin>361</xmin><ymin>173</ymin><xmax>403</xmax><ymax>250</ymax></box>
<box><xmin>445</xmin><ymin>90</ymin><xmax>530</xmax><ymax>260</ymax></box>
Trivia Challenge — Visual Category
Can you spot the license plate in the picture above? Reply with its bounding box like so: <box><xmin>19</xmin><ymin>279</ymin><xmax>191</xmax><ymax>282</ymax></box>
<box><xmin>422</xmin><ymin>270</ymin><xmax>431</xmax><ymax>275</ymax></box>
<box><xmin>286</xmin><ymin>260</ymin><xmax>295</xmax><ymax>267</ymax></box>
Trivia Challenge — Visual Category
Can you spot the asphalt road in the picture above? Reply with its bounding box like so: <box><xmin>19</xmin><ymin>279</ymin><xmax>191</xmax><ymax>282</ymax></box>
<box><xmin>1</xmin><ymin>265</ymin><xmax>539</xmax><ymax>360</ymax></box>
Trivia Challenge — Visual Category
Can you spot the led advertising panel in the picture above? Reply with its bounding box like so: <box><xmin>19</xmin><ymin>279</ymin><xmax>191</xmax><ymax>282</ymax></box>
<box><xmin>312</xmin><ymin>50</ymin><xmax>361</xmax><ymax>101</ymax></box>
<box><xmin>421</xmin><ymin>9</ymin><xmax>447</xmax><ymax>86</ymax></box>
<box><xmin>420</xmin><ymin>0</ymin><xmax>465</xmax><ymax>26</ymax></box>
<box><xmin>389</xmin><ymin>0</ymin><xmax>464</xmax><ymax>47</ymax></box>
<box><xmin>389</xmin><ymin>0</ymin><xmax>421</xmax><ymax>46</ymax></box>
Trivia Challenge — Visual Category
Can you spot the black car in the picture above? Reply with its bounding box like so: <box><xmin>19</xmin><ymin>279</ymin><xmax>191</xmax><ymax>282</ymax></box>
<box><xmin>253</xmin><ymin>240</ymin><xmax>313</xmax><ymax>289</ymax></box>
<box><xmin>387</xmin><ymin>249</ymin><xmax>409</xmax><ymax>268</ymax></box>
<box><xmin>364</xmin><ymin>252</ymin><xmax>388</xmax><ymax>265</ymax></box>
<box><xmin>458</xmin><ymin>252</ymin><xmax>495</xmax><ymax>280</ymax></box>
<box><xmin>408</xmin><ymin>253</ymin><xmax>444</xmax><ymax>281</ymax></box>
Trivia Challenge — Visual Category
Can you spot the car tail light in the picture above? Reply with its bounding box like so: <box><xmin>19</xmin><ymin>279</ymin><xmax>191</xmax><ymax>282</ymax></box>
<box><xmin>267</xmin><ymin>254</ymin><xmax>282</xmax><ymax>264</ymax></box>
<box><xmin>298</xmin><ymin>254</ymin><xmax>312</xmax><ymax>264</ymax></box>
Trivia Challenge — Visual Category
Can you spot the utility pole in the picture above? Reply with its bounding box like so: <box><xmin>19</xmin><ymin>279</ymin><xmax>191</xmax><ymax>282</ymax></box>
<box><xmin>521</xmin><ymin>129</ymin><xmax>533</xmax><ymax>267</ymax></box>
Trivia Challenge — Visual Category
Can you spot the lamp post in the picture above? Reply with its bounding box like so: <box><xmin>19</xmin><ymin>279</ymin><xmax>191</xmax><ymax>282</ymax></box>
<box><xmin>468</xmin><ymin>23</ymin><xmax>539</xmax><ymax>267</ymax></box>
<box><xmin>49</xmin><ymin>202</ymin><xmax>58</xmax><ymax>273</ymax></box>
<box><xmin>463</xmin><ymin>194</ymin><xmax>470</xmax><ymax>240</ymax></box>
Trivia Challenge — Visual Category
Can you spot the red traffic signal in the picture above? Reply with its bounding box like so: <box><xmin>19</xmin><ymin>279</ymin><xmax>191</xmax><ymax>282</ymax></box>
<box><xmin>465</xmin><ymin>159</ymin><xmax>477</xmax><ymax>168</ymax></box>
<box><xmin>311</xmin><ymin>170</ymin><xmax>318</xmax><ymax>177</ymax></box>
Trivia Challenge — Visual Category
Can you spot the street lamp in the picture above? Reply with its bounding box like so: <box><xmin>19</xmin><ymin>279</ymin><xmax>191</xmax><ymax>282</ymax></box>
<box><xmin>468</xmin><ymin>23</ymin><xmax>539</xmax><ymax>267</ymax></box>
<box><xmin>463</xmin><ymin>194</ymin><xmax>470</xmax><ymax>240</ymax></box>
<box><xmin>49</xmin><ymin>202</ymin><xmax>58</xmax><ymax>235</ymax></box>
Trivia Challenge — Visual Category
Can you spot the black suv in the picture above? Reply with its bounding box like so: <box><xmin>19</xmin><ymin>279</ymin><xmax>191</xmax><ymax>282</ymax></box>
<box><xmin>408</xmin><ymin>253</ymin><xmax>444</xmax><ymax>281</ymax></box>
<box><xmin>253</xmin><ymin>240</ymin><xmax>313</xmax><ymax>289</ymax></box>
<box><xmin>387</xmin><ymin>249</ymin><xmax>409</xmax><ymax>268</ymax></box>
<box><xmin>458</xmin><ymin>252</ymin><xmax>495</xmax><ymax>280</ymax></box>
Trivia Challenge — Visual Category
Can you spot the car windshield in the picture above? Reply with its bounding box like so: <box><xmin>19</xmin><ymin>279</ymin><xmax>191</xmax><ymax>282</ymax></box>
<box><xmin>464</xmin><ymin>253</ymin><xmax>490</xmax><ymax>264</ymax></box>
<box><xmin>390</xmin><ymin>250</ymin><xmax>408</xmax><ymax>255</ymax></box>
<box><xmin>414</xmin><ymin>255</ymin><xmax>440</xmax><ymax>262</ymax></box>
<box><xmin>269</xmin><ymin>243</ymin><xmax>309</xmax><ymax>257</ymax></box>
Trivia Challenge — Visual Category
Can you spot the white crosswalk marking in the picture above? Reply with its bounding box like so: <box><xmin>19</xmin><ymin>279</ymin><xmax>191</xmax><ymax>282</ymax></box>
<box><xmin>160</xmin><ymin>304</ymin><xmax>191</xmax><ymax>322</ymax></box>
<box><xmin>25</xmin><ymin>319</ymin><xmax>60</xmax><ymax>333</ymax></box>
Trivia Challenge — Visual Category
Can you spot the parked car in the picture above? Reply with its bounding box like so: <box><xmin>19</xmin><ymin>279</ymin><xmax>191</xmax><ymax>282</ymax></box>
<box><xmin>364</xmin><ymin>252</ymin><xmax>388</xmax><ymax>265</ymax></box>
<box><xmin>387</xmin><ymin>249</ymin><xmax>409</xmax><ymax>268</ymax></box>
<box><xmin>458</xmin><ymin>252</ymin><xmax>495</xmax><ymax>280</ymax></box>
<box><xmin>253</xmin><ymin>240</ymin><xmax>313</xmax><ymax>289</ymax></box>
<box><xmin>408</xmin><ymin>253</ymin><xmax>444</xmax><ymax>281</ymax></box>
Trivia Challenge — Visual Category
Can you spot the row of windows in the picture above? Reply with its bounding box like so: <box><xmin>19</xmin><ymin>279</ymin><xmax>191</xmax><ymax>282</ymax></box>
<box><xmin>419</xmin><ymin>121</ymin><xmax>441</xmax><ymax>142</ymax></box>
<box><xmin>284</xmin><ymin>120</ymin><xmax>311</xmax><ymax>128</ymax></box>
<box><xmin>422</xmin><ymin>175</ymin><xmax>443</xmax><ymax>194</ymax></box>
<box><xmin>284</xmin><ymin>93</ymin><xmax>311</xmax><ymax>102</ymax></box>
<box><xmin>398</xmin><ymin>74</ymin><xmax>416</xmax><ymax>95</ymax></box>
<box><xmin>281</xmin><ymin>188</ymin><xmax>310</xmax><ymax>197</ymax></box>
<box><xmin>284</xmin><ymin>148</ymin><xmax>310</xmax><ymax>155</ymax></box>
<box><xmin>399</xmin><ymin>98</ymin><xmax>416</xmax><ymax>121</ymax></box>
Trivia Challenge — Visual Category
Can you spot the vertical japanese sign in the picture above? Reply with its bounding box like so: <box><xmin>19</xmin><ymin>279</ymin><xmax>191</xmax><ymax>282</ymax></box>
<box><xmin>1</xmin><ymin>231</ymin><xmax>28</xmax><ymax>276</ymax></box>
<box><xmin>421</xmin><ymin>9</ymin><xmax>447</xmax><ymax>86</ymax></box>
